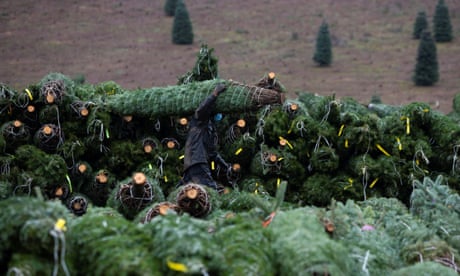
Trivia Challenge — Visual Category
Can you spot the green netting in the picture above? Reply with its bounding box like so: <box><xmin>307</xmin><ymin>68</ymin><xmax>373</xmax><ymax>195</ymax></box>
<box><xmin>268</xmin><ymin>207</ymin><xmax>355</xmax><ymax>275</ymax></box>
<box><xmin>106</xmin><ymin>79</ymin><xmax>283</xmax><ymax>118</ymax></box>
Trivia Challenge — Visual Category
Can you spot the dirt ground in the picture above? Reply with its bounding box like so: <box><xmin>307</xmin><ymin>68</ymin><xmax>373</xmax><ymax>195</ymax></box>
<box><xmin>1</xmin><ymin>0</ymin><xmax>459</xmax><ymax>114</ymax></box>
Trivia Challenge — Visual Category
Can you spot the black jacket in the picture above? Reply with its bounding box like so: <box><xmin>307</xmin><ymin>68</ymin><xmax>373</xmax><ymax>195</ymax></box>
<box><xmin>183</xmin><ymin>94</ymin><xmax>228</xmax><ymax>172</ymax></box>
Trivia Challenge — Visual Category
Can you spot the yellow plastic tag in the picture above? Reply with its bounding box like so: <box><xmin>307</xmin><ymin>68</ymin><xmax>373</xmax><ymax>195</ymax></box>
<box><xmin>376</xmin><ymin>144</ymin><xmax>391</xmax><ymax>156</ymax></box>
<box><xmin>54</xmin><ymin>218</ymin><xmax>67</xmax><ymax>232</ymax></box>
<box><xmin>396</xmin><ymin>137</ymin><xmax>402</xmax><ymax>151</ymax></box>
<box><xmin>235</xmin><ymin>148</ymin><xmax>243</xmax><ymax>155</ymax></box>
<box><xmin>344</xmin><ymin>178</ymin><xmax>353</xmax><ymax>190</ymax></box>
<box><xmin>338</xmin><ymin>124</ymin><xmax>345</xmax><ymax>137</ymax></box>
<box><xmin>167</xmin><ymin>259</ymin><xmax>188</xmax><ymax>273</ymax></box>
<box><xmin>370</xmin><ymin>178</ymin><xmax>379</xmax><ymax>188</ymax></box>
<box><xmin>406</xmin><ymin>117</ymin><xmax>410</xmax><ymax>135</ymax></box>
<box><xmin>211</xmin><ymin>161</ymin><xmax>215</xmax><ymax>170</ymax></box>
<box><xmin>65</xmin><ymin>174</ymin><xmax>73</xmax><ymax>193</ymax></box>
<box><xmin>25</xmin><ymin>88</ymin><xmax>33</xmax><ymax>100</ymax></box>
<box><xmin>179</xmin><ymin>155</ymin><xmax>184</xmax><ymax>160</ymax></box>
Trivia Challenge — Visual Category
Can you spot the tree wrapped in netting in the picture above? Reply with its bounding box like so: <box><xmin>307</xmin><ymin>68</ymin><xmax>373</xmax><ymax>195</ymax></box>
<box><xmin>144</xmin><ymin>212</ymin><xmax>223</xmax><ymax>275</ymax></box>
<box><xmin>390</xmin><ymin>261</ymin><xmax>458</xmax><ymax>276</ymax></box>
<box><xmin>107</xmin><ymin>172</ymin><xmax>164</xmax><ymax>220</ymax></box>
<box><xmin>67</xmin><ymin>206</ymin><xmax>160</xmax><ymax>275</ymax></box>
<box><xmin>268</xmin><ymin>206</ymin><xmax>354</xmax><ymax>275</ymax></box>
<box><xmin>212</xmin><ymin>212</ymin><xmax>276</xmax><ymax>275</ymax></box>
<box><xmin>168</xmin><ymin>183</ymin><xmax>220</xmax><ymax>218</ymax></box>
<box><xmin>410</xmin><ymin>175</ymin><xmax>460</xmax><ymax>253</ymax></box>
<box><xmin>7</xmin><ymin>145</ymin><xmax>68</xmax><ymax>199</ymax></box>
<box><xmin>178</xmin><ymin>44</ymin><xmax>219</xmax><ymax>84</ymax></box>
<box><xmin>106</xmin><ymin>79</ymin><xmax>284</xmax><ymax>119</ymax></box>
<box><xmin>0</xmin><ymin>196</ymin><xmax>72</xmax><ymax>275</ymax></box>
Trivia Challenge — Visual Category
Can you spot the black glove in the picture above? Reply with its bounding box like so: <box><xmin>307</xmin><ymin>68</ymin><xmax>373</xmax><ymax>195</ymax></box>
<box><xmin>214</xmin><ymin>83</ymin><xmax>227</xmax><ymax>95</ymax></box>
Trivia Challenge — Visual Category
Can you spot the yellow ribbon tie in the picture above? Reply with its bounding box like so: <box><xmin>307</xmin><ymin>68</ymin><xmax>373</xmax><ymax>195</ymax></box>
<box><xmin>65</xmin><ymin>174</ymin><xmax>73</xmax><ymax>193</ymax></box>
<box><xmin>396</xmin><ymin>137</ymin><xmax>402</xmax><ymax>151</ymax></box>
<box><xmin>344</xmin><ymin>178</ymin><xmax>353</xmax><ymax>190</ymax></box>
<box><xmin>376</xmin><ymin>144</ymin><xmax>391</xmax><ymax>156</ymax></box>
<box><xmin>370</xmin><ymin>178</ymin><xmax>379</xmax><ymax>188</ymax></box>
<box><xmin>279</xmin><ymin>136</ymin><xmax>293</xmax><ymax>150</ymax></box>
<box><xmin>167</xmin><ymin>259</ymin><xmax>188</xmax><ymax>273</ymax></box>
<box><xmin>211</xmin><ymin>161</ymin><xmax>215</xmax><ymax>170</ymax></box>
<box><xmin>54</xmin><ymin>218</ymin><xmax>67</xmax><ymax>232</ymax></box>
<box><xmin>338</xmin><ymin>124</ymin><xmax>345</xmax><ymax>137</ymax></box>
<box><xmin>25</xmin><ymin>88</ymin><xmax>34</xmax><ymax>100</ymax></box>
<box><xmin>406</xmin><ymin>117</ymin><xmax>410</xmax><ymax>134</ymax></box>
<box><xmin>235</xmin><ymin>148</ymin><xmax>243</xmax><ymax>155</ymax></box>
<box><xmin>179</xmin><ymin>155</ymin><xmax>184</xmax><ymax>160</ymax></box>
<box><xmin>345</xmin><ymin>139</ymin><xmax>349</xmax><ymax>148</ymax></box>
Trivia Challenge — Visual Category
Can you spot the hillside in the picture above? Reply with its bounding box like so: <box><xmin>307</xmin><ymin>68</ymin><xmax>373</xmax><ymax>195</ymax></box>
<box><xmin>1</xmin><ymin>0</ymin><xmax>459</xmax><ymax>113</ymax></box>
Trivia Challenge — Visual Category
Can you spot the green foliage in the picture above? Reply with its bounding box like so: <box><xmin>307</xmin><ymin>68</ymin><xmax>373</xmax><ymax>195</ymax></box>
<box><xmin>410</xmin><ymin>175</ymin><xmax>460</xmax><ymax>252</ymax></box>
<box><xmin>172</xmin><ymin>0</ymin><xmax>193</xmax><ymax>45</ymax></box>
<box><xmin>67</xmin><ymin>206</ymin><xmax>160</xmax><ymax>275</ymax></box>
<box><xmin>0</xmin><ymin>197</ymin><xmax>71</xmax><ymax>273</ymax></box>
<box><xmin>413</xmin><ymin>30</ymin><xmax>439</xmax><ymax>86</ymax></box>
<box><xmin>178</xmin><ymin>44</ymin><xmax>219</xmax><ymax>84</ymax></box>
<box><xmin>164</xmin><ymin>0</ymin><xmax>177</xmax><ymax>16</ymax></box>
<box><xmin>213</xmin><ymin>212</ymin><xmax>276</xmax><ymax>275</ymax></box>
<box><xmin>313</xmin><ymin>21</ymin><xmax>332</xmax><ymax>66</ymax></box>
<box><xmin>412</xmin><ymin>11</ymin><xmax>429</xmax><ymax>39</ymax></box>
<box><xmin>269</xmin><ymin>207</ymin><xmax>354</xmax><ymax>275</ymax></box>
<box><xmin>390</xmin><ymin>261</ymin><xmax>458</xmax><ymax>276</ymax></box>
<box><xmin>145</xmin><ymin>213</ymin><xmax>222</xmax><ymax>275</ymax></box>
<box><xmin>433</xmin><ymin>0</ymin><xmax>453</xmax><ymax>42</ymax></box>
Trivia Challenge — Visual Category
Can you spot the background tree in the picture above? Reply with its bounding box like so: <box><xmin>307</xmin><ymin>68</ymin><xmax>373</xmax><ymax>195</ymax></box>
<box><xmin>313</xmin><ymin>21</ymin><xmax>332</xmax><ymax>66</ymax></box>
<box><xmin>433</xmin><ymin>0</ymin><xmax>453</xmax><ymax>42</ymax></box>
<box><xmin>413</xmin><ymin>11</ymin><xmax>429</xmax><ymax>39</ymax></box>
<box><xmin>413</xmin><ymin>30</ymin><xmax>439</xmax><ymax>86</ymax></box>
<box><xmin>164</xmin><ymin>0</ymin><xmax>177</xmax><ymax>17</ymax></box>
<box><xmin>172</xmin><ymin>0</ymin><xmax>193</xmax><ymax>45</ymax></box>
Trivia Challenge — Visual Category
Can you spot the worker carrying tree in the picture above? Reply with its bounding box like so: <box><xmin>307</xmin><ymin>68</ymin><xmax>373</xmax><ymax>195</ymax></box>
<box><xmin>178</xmin><ymin>83</ymin><xmax>232</xmax><ymax>192</ymax></box>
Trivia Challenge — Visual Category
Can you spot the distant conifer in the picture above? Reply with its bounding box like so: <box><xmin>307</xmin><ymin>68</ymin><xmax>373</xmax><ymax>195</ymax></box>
<box><xmin>172</xmin><ymin>0</ymin><xmax>194</xmax><ymax>45</ymax></box>
<box><xmin>433</xmin><ymin>0</ymin><xmax>453</xmax><ymax>42</ymax></box>
<box><xmin>164</xmin><ymin>0</ymin><xmax>177</xmax><ymax>17</ymax></box>
<box><xmin>413</xmin><ymin>11</ymin><xmax>429</xmax><ymax>39</ymax></box>
<box><xmin>413</xmin><ymin>31</ymin><xmax>439</xmax><ymax>86</ymax></box>
<box><xmin>313</xmin><ymin>21</ymin><xmax>332</xmax><ymax>66</ymax></box>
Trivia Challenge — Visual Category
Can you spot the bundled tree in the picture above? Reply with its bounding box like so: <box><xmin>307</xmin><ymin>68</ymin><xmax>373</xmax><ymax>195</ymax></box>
<box><xmin>313</xmin><ymin>21</ymin><xmax>332</xmax><ymax>66</ymax></box>
<box><xmin>172</xmin><ymin>0</ymin><xmax>193</xmax><ymax>45</ymax></box>
<box><xmin>412</xmin><ymin>11</ymin><xmax>429</xmax><ymax>39</ymax></box>
<box><xmin>413</xmin><ymin>30</ymin><xmax>439</xmax><ymax>86</ymax></box>
<box><xmin>164</xmin><ymin>0</ymin><xmax>177</xmax><ymax>17</ymax></box>
<box><xmin>177</xmin><ymin>44</ymin><xmax>219</xmax><ymax>84</ymax></box>
<box><xmin>433</xmin><ymin>0</ymin><xmax>453</xmax><ymax>42</ymax></box>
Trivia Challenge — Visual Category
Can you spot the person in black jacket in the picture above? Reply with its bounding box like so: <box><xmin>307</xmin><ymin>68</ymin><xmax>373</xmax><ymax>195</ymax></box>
<box><xmin>178</xmin><ymin>83</ymin><xmax>231</xmax><ymax>191</ymax></box>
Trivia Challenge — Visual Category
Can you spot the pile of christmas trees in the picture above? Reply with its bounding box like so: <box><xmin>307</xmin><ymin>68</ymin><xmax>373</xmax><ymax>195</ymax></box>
<box><xmin>1</xmin><ymin>45</ymin><xmax>460</xmax><ymax>274</ymax></box>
